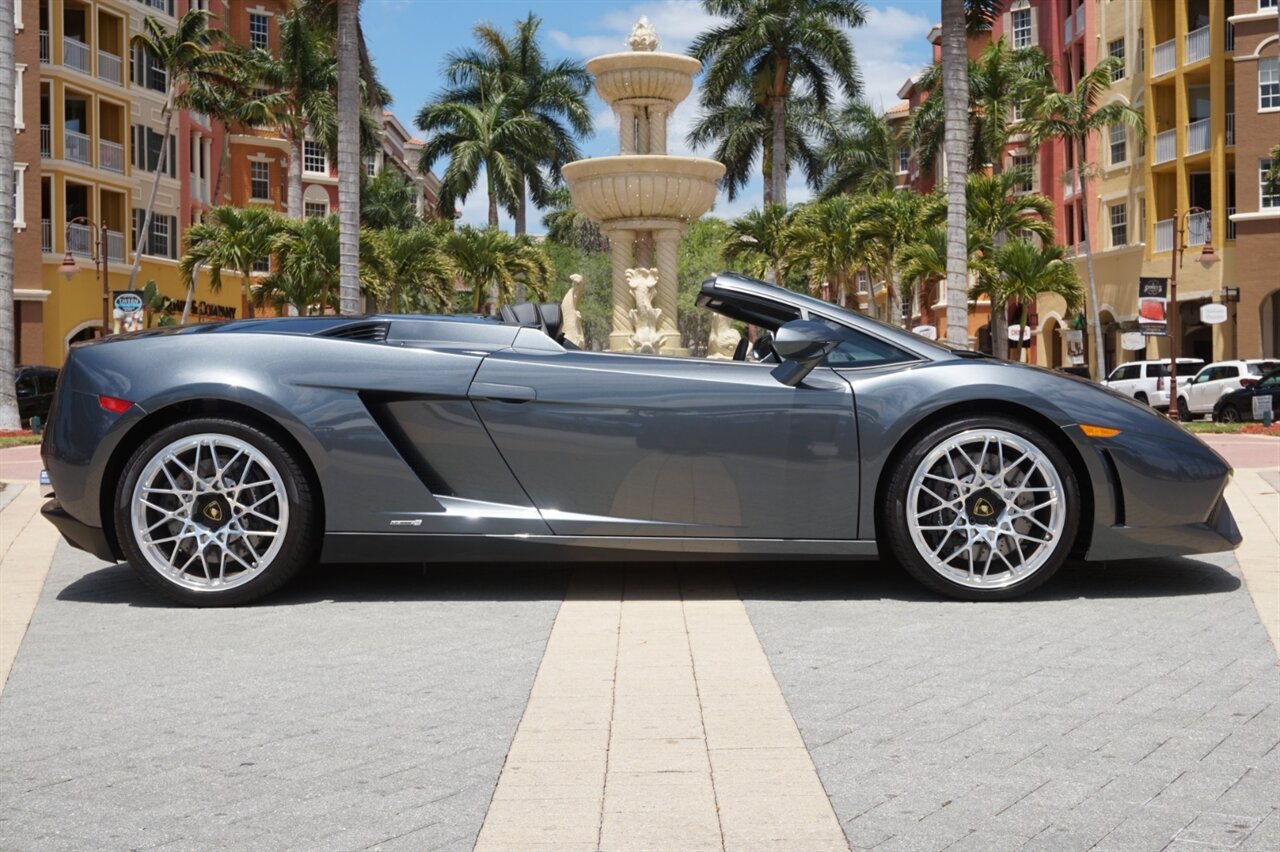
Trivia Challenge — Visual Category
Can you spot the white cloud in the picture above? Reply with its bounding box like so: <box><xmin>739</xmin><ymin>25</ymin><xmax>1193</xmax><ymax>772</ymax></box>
<box><xmin>848</xmin><ymin>6</ymin><xmax>934</xmax><ymax>110</ymax></box>
<box><xmin>549</xmin><ymin>0</ymin><xmax>723</xmax><ymax>56</ymax></box>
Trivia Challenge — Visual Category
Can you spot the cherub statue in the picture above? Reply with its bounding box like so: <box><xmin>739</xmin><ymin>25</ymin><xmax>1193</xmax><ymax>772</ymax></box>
<box><xmin>706</xmin><ymin>312</ymin><xmax>742</xmax><ymax>360</ymax></box>
<box><xmin>627</xmin><ymin>17</ymin><xmax>659</xmax><ymax>52</ymax></box>
<box><xmin>560</xmin><ymin>273</ymin><xmax>586</xmax><ymax>347</ymax></box>
<box><xmin>626</xmin><ymin>267</ymin><xmax>663</xmax><ymax>354</ymax></box>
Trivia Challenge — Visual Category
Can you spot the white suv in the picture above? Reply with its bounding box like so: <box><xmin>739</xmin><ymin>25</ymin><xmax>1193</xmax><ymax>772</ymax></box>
<box><xmin>1103</xmin><ymin>358</ymin><xmax>1205</xmax><ymax>409</ymax></box>
<box><xmin>1177</xmin><ymin>359</ymin><xmax>1280</xmax><ymax>419</ymax></box>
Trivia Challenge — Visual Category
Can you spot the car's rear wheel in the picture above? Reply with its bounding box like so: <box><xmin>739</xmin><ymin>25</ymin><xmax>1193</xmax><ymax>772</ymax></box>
<box><xmin>882</xmin><ymin>416</ymin><xmax>1080</xmax><ymax>601</ymax></box>
<box><xmin>115</xmin><ymin>417</ymin><xmax>318</xmax><ymax>606</ymax></box>
<box><xmin>1134</xmin><ymin>392</ymin><xmax>1149</xmax><ymax>405</ymax></box>
<box><xmin>1216</xmin><ymin>404</ymin><xmax>1241</xmax><ymax>424</ymax></box>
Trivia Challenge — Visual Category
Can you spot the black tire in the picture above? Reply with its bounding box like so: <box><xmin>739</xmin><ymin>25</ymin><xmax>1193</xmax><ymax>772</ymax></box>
<box><xmin>1217</xmin><ymin>404</ymin><xmax>1241</xmax><ymax>424</ymax></box>
<box><xmin>881</xmin><ymin>414</ymin><xmax>1081</xmax><ymax>601</ymax></box>
<box><xmin>1177</xmin><ymin>397</ymin><xmax>1192</xmax><ymax>421</ymax></box>
<box><xmin>1134</xmin><ymin>392</ymin><xmax>1149</xmax><ymax>405</ymax></box>
<box><xmin>114</xmin><ymin>417</ymin><xmax>319</xmax><ymax>606</ymax></box>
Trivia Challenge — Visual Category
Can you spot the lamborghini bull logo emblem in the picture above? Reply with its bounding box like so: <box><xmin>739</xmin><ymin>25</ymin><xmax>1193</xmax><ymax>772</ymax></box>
<box><xmin>203</xmin><ymin>503</ymin><xmax>223</xmax><ymax>522</ymax></box>
<box><xmin>972</xmin><ymin>499</ymin><xmax>995</xmax><ymax>518</ymax></box>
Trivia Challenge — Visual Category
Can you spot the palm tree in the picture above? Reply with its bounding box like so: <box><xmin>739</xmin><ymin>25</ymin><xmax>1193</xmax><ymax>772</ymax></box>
<box><xmin>416</xmin><ymin>94</ymin><xmax>553</xmax><ymax>227</ymax></box>
<box><xmin>690</xmin><ymin>0</ymin><xmax>866</xmax><ymax>207</ymax></box>
<box><xmin>179</xmin><ymin>206</ymin><xmax>282</xmax><ymax>319</ymax></box>
<box><xmin>1023</xmin><ymin>56</ymin><xmax>1143</xmax><ymax>377</ymax></box>
<box><xmin>369</xmin><ymin>224</ymin><xmax>455</xmax><ymax>313</ymax></box>
<box><xmin>852</xmin><ymin>191</ymin><xmax>939</xmax><ymax>325</ymax></box>
<box><xmin>542</xmin><ymin>188</ymin><xmax>605</xmax><ymax>253</ymax></box>
<box><xmin>819</xmin><ymin>101</ymin><xmax>899</xmax><ymax>199</ymax></box>
<box><xmin>128</xmin><ymin>9</ymin><xmax>229</xmax><ymax>290</ymax></box>
<box><xmin>723</xmin><ymin>204</ymin><xmax>792</xmax><ymax>284</ymax></box>
<box><xmin>782</xmin><ymin>197</ymin><xmax>866</xmax><ymax>306</ymax></box>
<box><xmin>0</xmin><ymin>0</ymin><xmax>17</xmax><ymax>428</ymax></box>
<box><xmin>361</xmin><ymin>169</ymin><xmax>420</xmax><ymax>231</ymax></box>
<box><xmin>687</xmin><ymin>88</ymin><xmax>829</xmax><ymax>206</ymax></box>
<box><xmin>442</xmin><ymin>14</ymin><xmax>592</xmax><ymax>235</ymax></box>
<box><xmin>975</xmin><ymin>240</ymin><xmax>1082</xmax><ymax>363</ymax></box>
<box><xmin>335</xmin><ymin>0</ymin><xmax>363</xmax><ymax>316</ymax></box>
<box><xmin>444</xmin><ymin>227</ymin><xmax>553</xmax><ymax>314</ymax></box>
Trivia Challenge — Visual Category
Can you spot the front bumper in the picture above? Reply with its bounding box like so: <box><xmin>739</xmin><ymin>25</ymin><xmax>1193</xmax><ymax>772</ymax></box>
<box><xmin>41</xmin><ymin>499</ymin><xmax>118</xmax><ymax>563</ymax></box>
<box><xmin>1086</xmin><ymin>495</ymin><xmax>1242</xmax><ymax>561</ymax></box>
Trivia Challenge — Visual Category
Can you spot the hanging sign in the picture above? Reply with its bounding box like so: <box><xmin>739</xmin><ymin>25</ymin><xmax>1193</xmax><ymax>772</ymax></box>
<box><xmin>1065</xmin><ymin>329</ymin><xmax>1085</xmax><ymax>366</ymax></box>
<box><xmin>112</xmin><ymin>290</ymin><xmax>146</xmax><ymax>334</ymax></box>
<box><xmin>912</xmin><ymin>325</ymin><xmax>937</xmax><ymax>340</ymax></box>
<box><xmin>1121</xmin><ymin>332</ymin><xmax>1146</xmax><ymax>351</ymax></box>
<box><xmin>1200</xmin><ymin>303</ymin><xmax>1228</xmax><ymax>325</ymax></box>
<box><xmin>1138</xmin><ymin>277</ymin><xmax>1168</xmax><ymax>336</ymax></box>
<box><xmin>1008</xmin><ymin>324</ymin><xmax>1033</xmax><ymax>342</ymax></box>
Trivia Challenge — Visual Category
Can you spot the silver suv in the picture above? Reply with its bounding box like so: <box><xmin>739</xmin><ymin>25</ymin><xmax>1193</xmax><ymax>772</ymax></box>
<box><xmin>1103</xmin><ymin>358</ymin><xmax>1205</xmax><ymax>409</ymax></box>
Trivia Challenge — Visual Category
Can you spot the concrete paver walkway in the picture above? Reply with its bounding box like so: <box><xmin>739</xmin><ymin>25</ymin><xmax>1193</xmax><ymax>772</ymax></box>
<box><xmin>0</xmin><ymin>481</ymin><xmax>60</xmax><ymax>687</ymax></box>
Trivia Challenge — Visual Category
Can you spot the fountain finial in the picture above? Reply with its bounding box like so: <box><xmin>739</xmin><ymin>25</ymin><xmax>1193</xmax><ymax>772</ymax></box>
<box><xmin>627</xmin><ymin>16</ymin><xmax>659</xmax><ymax>52</ymax></box>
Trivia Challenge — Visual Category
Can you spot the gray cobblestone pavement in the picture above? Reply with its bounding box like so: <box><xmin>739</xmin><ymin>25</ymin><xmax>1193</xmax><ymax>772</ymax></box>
<box><xmin>0</xmin><ymin>544</ymin><xmax>565</xmax><ymax>852</ymax></box>
<box><xmin>740</xmin><ymin>554</ymin><xmax>1280</xmax><ymax>852</ymax></box>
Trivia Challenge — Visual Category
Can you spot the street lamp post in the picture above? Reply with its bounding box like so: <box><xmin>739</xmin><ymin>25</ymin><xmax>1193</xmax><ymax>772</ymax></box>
<box><xmin>57</xmin><ymin>216</ymin><xmax>111</xmax><ymax>337</ymax></box>
<box><xmin>1166</xmin><ymin>207</ymin><xmax>1220</xmax><ymax>423</ymax></box>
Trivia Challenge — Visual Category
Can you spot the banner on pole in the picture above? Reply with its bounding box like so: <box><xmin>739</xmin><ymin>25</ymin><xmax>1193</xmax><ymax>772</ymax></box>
<box><xmin>1138</xmin><ymin>277</ymin><xmax>1168</xmax><ymax>336</ymax></box>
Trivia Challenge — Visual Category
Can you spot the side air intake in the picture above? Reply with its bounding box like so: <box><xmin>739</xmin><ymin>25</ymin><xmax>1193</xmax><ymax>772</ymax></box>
<box><xmin>322</xmin><ymin>321</ymin><xmax>390</xmax><ymax>342</ymax></box>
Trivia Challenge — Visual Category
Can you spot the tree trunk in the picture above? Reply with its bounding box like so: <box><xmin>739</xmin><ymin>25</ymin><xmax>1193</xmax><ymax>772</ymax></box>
<box><xmin>487</xmin><ymin>165</ymin><xmax>499</xmax><ymax>228</ymax></box>
<box><xmin>128</xmin><ymin>94</ymin><xmax>175</xmax><ymax>291</ymax></box>
<box><xmin>1019</xmin><ymin>300</ymin><xmax>1030</xmax><ymax>363</ymax></box>
<box><xmin>212</xmin><ymin>131</ymin><xmax>230</xmax><ymax>206</ymax></box>
<box><xmin>941</xmin><ymin>0</ymin><xmax>970</xmax><ymax>347</ymax></box>
<box><xmin>336</xmin><ymin>0</ymin><xmax>361</xmax><ymax>316</ymax></box>
<box><xmin>287</xmin><ymin>134</ymin><xmax>304</xmax><ymax>218</ymax></box>
<box><xmin>241</xmin><ymin>266</ymin><xmax>256</xmax><ymax>319</ymax></box>
<box><xmin>181</xmin><ymin>262</ymin><xmax>199</xmax><ymax>324</ymax></box>
<box><xmin>762</xmin><ymin>146</ymin><xmax>774</xmax><ymax>206</ymax></box>
<box><xmin>770</xmin><ymin>95</ymin><xmax>787</xmax><ymax>208</ymax></box>
<box><xmin>0</xmin><ymin>0</ymin><xmax>19</xmax><ymax>429</ymax></box>
<box><xmin>1077</xmin><ymin>137</ymin><xmax>1106</xmax><ymax>378</ymax></box>
<box><xmin>514</xmin><ymin>174</ymin><xmax>527</xmax><ymax>302</ymax></box>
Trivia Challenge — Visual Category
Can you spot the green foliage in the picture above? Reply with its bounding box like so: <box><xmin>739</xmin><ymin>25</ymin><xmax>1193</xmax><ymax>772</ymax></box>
<box><xmin>361</xmin><ymin>169</ymin><xmax>421</xmax><ymax>231</ymax></box>
<box><xmin>723</xmin><ymin>204</ymin><xmax>793</xmax><ymax>284</ymax></box>
<box><xmin>443</xmin><ymin>226</ymin><xmax>554</xmax><ymax>313</ymax></box>
<box><xmin>784</xmin><ymin>196</ymin><xmax>869</xmax><ymax>301</ymax></box>
<box><xmin>366</xmin><ymin>223</ymin><xmax>456</xmax><ymax>313</ymax></box>
<box><xmin>677</xmin><ymin>218</ymin><xmax>731</xmax><ymax>355</ymax></box>
<box><xmin>541</xmin><ymin>188</ymin><xmax>606</xmax><ymax>253</ymax></box>
<box><xmin>180</xmin><ymin>205</ymin><xmax>283</xmax><ymax>317</ymax></box>
<box><xmin>543</xmin><ymin>241</ymin><xmax>612</xmax><ymax>349</ymax></box>
<box><xmin>819</xmin><ymin>100</ymin><xmax>901</xmax><ymax>198</ymax></box>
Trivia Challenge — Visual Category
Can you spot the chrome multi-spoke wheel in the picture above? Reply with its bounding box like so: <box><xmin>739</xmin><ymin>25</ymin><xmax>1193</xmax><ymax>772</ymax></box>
<box><xmin>117</xmin><ymin>418</ymin><xmax>317</xmax><ymax>606</ymax></box>
<box><xmin>884</xmin><ymin>417</ymin><xmax>1079</xmax><ymax>600</ymax></box>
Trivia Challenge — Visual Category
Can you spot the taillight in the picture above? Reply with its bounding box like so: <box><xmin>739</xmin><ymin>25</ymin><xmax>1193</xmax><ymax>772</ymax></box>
<box><xmin>1241</xmin><ymin>378</ymin><xmax>1258</xmax><ymax>388</ymax></box>
<box><xmin>98</xmin><ymin>395</ymin><xmax>134</xmax><ymax>414</ymax></box>
<box><xmin>1157</xmin><ymin>376</ymin><xmax>1166</xmax><ymax>392</ymax></box>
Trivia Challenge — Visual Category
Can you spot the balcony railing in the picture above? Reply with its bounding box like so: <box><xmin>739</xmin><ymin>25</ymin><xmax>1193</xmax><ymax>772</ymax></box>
<box><xmin>100</xmin><ymin>139</ymin><xmax>124</xmax><ymax>173</ymax></box>
<box><xmin>1186</xmin><ymin>118</ymin><xmax>1210</xmax><ymax>156</ymax></box>
<box><xmin>1154</xmin><ymin>38</ymin><xmax>1176</xmax><ymax>76</ymax></box>
<box><xmin>191</xmin><ymin>178</ymin><xmax>208</xmax><ymax>204</ymax></box>
<box><xmin>1185</xmin><ymin>25</ymin><xmax>1211</xmax><ymax>65</ymax></box>
<box><xmin>1226</xmin><ymin>22</ymin><xmax>1235</xmax><ymax>52</ymax></box>
<box><xmin>1155</xmin><ymin>218</ymin><xmax>1174</xmax><ymax>253</ymax></box>
<box><xmin>1063</xmin><ymin>14</ymin><xmax>1073</xmax><ymax>45</ymax></box>
<box><xmin>68</xmin><ymin>222</ymin><xmax>93</xmax><ymax>257</ymax></box>
<box><xmin>65</xmin><ymin>129</ymin><xmax>92</xmax><ymax>165</ymax></box>
<box><xmin>1063</xmin><ymin>168</ymin><xmax>1077</xmax><ymax>198</ymax></box>
<box><xmin>38</xmin><ymin>30</ymin><xmax>49</xmax><ymax>63</ymax></box>
<box><xmin>190</xmin><ymin>111</ymin><xmax>209</xmax><ymax>128</ymax></box>
<box><xmin>62</xmin><ymin>37</ymin><xmax>90</xmax><ymax>74</ymax></box>
<box><xmin>1074</xmin><ymin>4</ymin><xmax>1085</xmax><ymax>36</ymax></box>
<box><xmin>106</xmin><ymin>230</ymin><xmax>125</xmax><ymax>262</ymax></box>
<box><xmin>1155</xmin><ymin>128</ymin><xmax>1177</xmax><ymax>164</ymax></box>
<box><xmin>1187</xmin><ymin>210</ymin><xmax>1210</xmax><ymax>246</ymax></box>
<box><xmin>1227</xmin><ymin>206</ymin><xmax>1236</xmax><ymax>241</ymax></box>
<box><xmin>41</xmin><ymin>219</ymin><xmax>52</xmax><ymax>253</ymax></box>
<box><xmin>98</xmin><ymin>50</ymin><xmax>122</xmax><ymax>84</ymax></box>
<box><xmin>39</xmin><ymin>124</ymin><xmax>51</xmax><ymax>158</ymax></box>
<box><xmin>1226</xmin><ymin>113</ymin><xmax>1235</xmax><ymax>146</ymax></box>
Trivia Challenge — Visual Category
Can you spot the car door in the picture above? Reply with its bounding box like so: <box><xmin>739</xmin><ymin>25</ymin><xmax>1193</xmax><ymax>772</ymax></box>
<box><xmin>1188</xmin><ymin>367</ymin><xmax>1217</xmax><ymax>412</ymax></box>
<box><xmin>468</xmin><ymin>349</ymin><xmax>859</xmax><ymax>540</ymax></box>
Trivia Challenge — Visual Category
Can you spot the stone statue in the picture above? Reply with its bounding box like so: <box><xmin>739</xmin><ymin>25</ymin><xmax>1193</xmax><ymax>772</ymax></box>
<box><xmin>627</xmin><ymin>17</ymin><xmax>659</xmax><ymax>52</ymax></box>
<box><xmin>560</xmin><ymin>273</ymin><xmax>586</xmax><ymax>348</ymax></box>
<box><xmin>627</xmin><ymin>268</ymin><xmax>663</xmax><ymax>354</ymax></box>
<box><xmin>706</xmin><ymin>312</ymin><xmax>742</xmax><ymax>360</ymax></box>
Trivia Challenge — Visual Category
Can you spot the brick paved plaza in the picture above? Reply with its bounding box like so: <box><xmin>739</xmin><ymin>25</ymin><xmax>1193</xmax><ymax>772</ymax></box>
<box><xmin>1</xmin><ymin>436</ymin><xmax>1277</xmax><ymax>851</ymax></box>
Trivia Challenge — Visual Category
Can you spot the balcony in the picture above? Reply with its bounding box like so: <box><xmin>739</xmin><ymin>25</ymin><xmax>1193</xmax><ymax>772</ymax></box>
<box><xmin>106</xmin><ymin>230</ymin><xmax>125</xmax><ymax>262</ymax></box>
<box><xmin>191</xmin><ymin>178</ymin><xmax>208</xmax><ymax>204</ymax></box>
<box><xmin>1186</xmin><ymin>118</ymin><xmax>1210</xmax><ymax>156</ymax></box>
<box><xmin>1063</xmin><ymin>14</ymin><xmax>1073</xmax><ymax>45</ymax></box>
<box><xmin>1155</xmin><ymin>128</ymin><xmax>1177</xmax><ymax>164</ymax></box>
<box><xmin>1227</xmin><ymin>206</ymin><xmax>1236</xmax><ymax>241</ymax></box>
<box><xmin>39</xmin><ymin>124</ymin><xmax>51</xmax><ymax>158</ymax></box>
<box><xmin>1155</xmin><ymin>218</ymin><xmax>1174</xmax><ymax>253</ymax></box>
<box><xmin>65</xmin><ymin>129</ymin><xmax>92</xmax><ymax>165</ymax></box>
<box><xmin>38</xmin><ymin>30</ymin><xmax>49</xmax><ymax>63</ymax></box>
<box><xmin>1154</xmin><ymin>38</ymin><xmax>1176</xmax><ymax>76</ymax></box>
<box><xmin>1227</xmin><ymin>113</ymin><xmax>1235</xmax><ymax>146</ymax></box>
<box><xmin>1074</xmin><ymin>5</ymin><xmax>1085</xmax><ymax>37</ymax></box>
<box><xmin>1063</xmin><ymin>168</ymin><xmax>1077</xmax><ymax>198</ymax></box>
<box><xmin>1186</xmin><ymin>210</ymin><xmax>1210</xmax><ymax>247</ymax></box>
<box><xmin>190</xmin><ymin>111</ymin><xmax>210</xmax><ymax>128</ymax></box>
<box><xmin>63</xmin><ymin>37</ymin><xmax>90</xmax><ymax>74</ymax></box>
<box><xmin>1185</xmin><ymin>26</ymin><xmax>1211</xmax><ymax>65</ymax></box>
<box><xmin>67</xmin><ymin>221</ymin><xmax>93</xmax><ymax>257</ymax></box>
<box><xmin>41</xmin><ymin>219</ymin><xmax>52</xmax><ymax>253</ymax></box>
<box><xmin>98</xmin><ymin>50</ymin><xmax>122</xmax><ymax>85</ymax></box>
<box><xmin>100</xmin><ymin>139</ymin><xmax>124</xmax><ymax>173</ymax></box>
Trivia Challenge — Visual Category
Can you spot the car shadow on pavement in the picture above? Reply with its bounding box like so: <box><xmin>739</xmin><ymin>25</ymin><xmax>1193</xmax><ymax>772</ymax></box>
<box><xmin>56</xmin><ymin>553</ymin><xmax>1240</xmax><ymax>608</ymax></box>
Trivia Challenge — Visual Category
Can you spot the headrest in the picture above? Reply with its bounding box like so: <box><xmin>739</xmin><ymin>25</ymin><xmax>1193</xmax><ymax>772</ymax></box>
<box><xmin>510</xmin><ymin>303</ymin><xmax>541</xmax><ymax>326</ymax></box>
<box><xmin>537</xmin><ymin>303</ymin><xmax>564</xmax><ymax>340</ymax></box>
<box><xmin>499</xmin><ymin>305</ymin><xmax>519</xmax><ymax>324</ymax></box>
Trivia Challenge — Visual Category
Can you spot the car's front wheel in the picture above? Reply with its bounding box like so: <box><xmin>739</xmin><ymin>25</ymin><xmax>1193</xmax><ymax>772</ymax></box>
<box><xmin>882</xmin><ymin>416</ymin><xmax>1080</xmax><ymax>601</ymax></box>
<box><xmin>115</xmin><ymin>417</ymin><xmax>318</xmax><ymax>606</ymax></box>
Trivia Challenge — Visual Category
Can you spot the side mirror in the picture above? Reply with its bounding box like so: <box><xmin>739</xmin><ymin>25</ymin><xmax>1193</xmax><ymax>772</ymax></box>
<box><xmin>771</xmin><ymin>320</ymin><xmax>841</xmax><ymax>387</ymax></box>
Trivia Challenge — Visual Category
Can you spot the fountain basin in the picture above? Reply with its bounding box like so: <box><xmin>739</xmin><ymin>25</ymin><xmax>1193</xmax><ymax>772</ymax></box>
<box><xmin>561</xmin><ymin>156</ymin><xmax>725</xmax><ymax>224</ymax></box>
<box><xmin>587</xmin><ymin>52</ymin><xmax>701</xmax><ymax>105</ymax></box>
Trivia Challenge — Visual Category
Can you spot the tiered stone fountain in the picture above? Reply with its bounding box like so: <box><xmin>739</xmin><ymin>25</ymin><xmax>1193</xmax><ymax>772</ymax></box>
<box><xmin>562</xmin><ymin>18</ymin><xmax>725</xmax><ymax>355</ymax></box>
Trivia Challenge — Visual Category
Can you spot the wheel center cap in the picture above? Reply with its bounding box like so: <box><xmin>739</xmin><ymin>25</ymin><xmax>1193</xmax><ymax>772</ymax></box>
<box><xmin>966</xmin><ymin>488</ymin><xmax>1003</xmax><ymax>526</ymax></box>
<box><xmin>193</xmin><ymin>494</ymin><xmax>231</xmax><ymax>530</ymax></box>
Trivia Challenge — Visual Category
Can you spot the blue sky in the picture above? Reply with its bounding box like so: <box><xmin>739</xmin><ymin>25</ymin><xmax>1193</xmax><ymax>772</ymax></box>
<box><xmin>361</xmin><ymin>0</ymin><xmax>940</xmax><ymax>229</ymax></box>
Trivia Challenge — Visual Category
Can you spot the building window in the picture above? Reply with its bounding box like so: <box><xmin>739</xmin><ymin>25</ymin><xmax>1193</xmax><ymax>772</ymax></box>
<box><xmin>1108</xmin><ymin>39</ymin><xmax>1125</xmax><ymax>81</ymax></box>
<box><xmin>1110</xmin><ymin>203</ymin><xmax>1127</xmax><ymax>248</ymax></box>
<box><xmin>1260</xmin><ymin>0</ymin><xmax>1277</xmax><ymax>9</ymax></box>
<box><xmin>303</xmin><ymin>140</ymin><xmax>327</xmax><ymax>174</ymax></box>
<box><xmin>252</xmin><ymin>256</ymin><xmax>271</xmax><ymax>273</ymax></box>
<box><xmin>132</xmin><ymin>125</ymin><xmax>176</xmax><ymax>177</ymax></box>
<box><xmin>896</xmin><ymin>148</ymin><xmax>909</xmax><ymax>174</ymax></box>
<box><xmin>1109</xmin><ymin>124</ymin><xmax>1127</xmax><ymax>165</ymax></box>
<box><xmin>133</xmin><ymin>209</ymin><xmax>177</xmax><ymax>259</ymax></box>
<box><xmin>364</xmin><ymin>155</ymin><xmax>377</xmax><ymax>177</ymax></box>
<box><xmin>1011</xmin><ymin>153</ymin><xmax>1034</xmax><ymax>192</ymax></box>
<box><xmin>1011</xmin><ymin>8</ymin><xmax>1032</xmax><ymax>49</ymax></box>
<box><xmin>304</xmin><ymin>201</ymin><xmax>327</xmax><ymax>218</ymax></box>
<box><xmin>1137</xmin><ymin>29</ymin><xmax>1144</xmax><ymax>72</ymax></box>
<box><xmin>249</xmin><ymin>13</ymin><xmax>269</xmax><ymax>50</ymax></box>
<box><xmin>1261</xmin><ymin>58</ymin><xmax>1279</xmax><ymax>111</ymax></box>
<box><xmin>150</xmin><ymin>214</ymin><xmax>171</xmax><ymax>258</ymax></box>
<box><xmin>250</xmin><ymin>161</ymin><xmax>271</xmax><ymax>200</ymax></box>
<box><xmin>1263</xmin><ymin>160</ymin><xmax>1279</xmax><ymax>209</ymax></box>
<box><xmin>132</xmin><ymin>46</ymin><xmax>168</xmax><ymax>93</ymax></box>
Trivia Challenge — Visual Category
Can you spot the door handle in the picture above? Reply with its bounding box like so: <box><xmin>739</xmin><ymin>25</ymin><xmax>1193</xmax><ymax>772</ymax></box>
<box><xmin>469</xmin><ymin>382</ymin><xmax>537</xmax><ymax>403</ymax></box>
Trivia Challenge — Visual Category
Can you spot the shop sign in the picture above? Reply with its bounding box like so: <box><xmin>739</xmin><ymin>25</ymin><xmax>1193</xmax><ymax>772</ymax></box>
<box><xmin>1138</xmin><ymin>277</ymin><xmax>1168</xmax><ymax>336</ymax></box>
<box><xmin>1120</xmin><ymin>332</ymin><xmax>1146</xmax><ymax>351</ymax></box>
<box><xmin>112</xmin><ymin>290</ymin><xmax>146</xmax><ymax>334</ymax></box>
<box><xmin>1253</xmin><ymin>395</ymin><xmax>1274</xmax><ymax>421</ymax></box>
<box><xmin>1065</xmin><ymin>329</ymin><xmax>1085</xmax><ymax>366</ymax></box>
<box><xmin>912</xmin><ymin>325</ymin><xmax>937</xmax><ymax>340</ymax></box>
<box><xmin>1199</xmin><ymin>303</ymin><xmax>1228</xmax><ymax>325</ymax></box>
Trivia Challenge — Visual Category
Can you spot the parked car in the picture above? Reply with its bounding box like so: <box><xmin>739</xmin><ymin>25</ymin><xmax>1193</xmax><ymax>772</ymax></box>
<box><xmin>1214</xmin><ymin>368</ymin><xmax>1280</xmax><ymax>423</ymax></box>
<box><xmin>14</xmin><ymin>365</ymin><xmax>59</xmax><ymax>427</ymax></box>
<box><xmin>1103</xmin><ymin>358</ymin><xmax>1204</xmax><ymax>409</ymax></box>
<box><xmin>1177</xmin><ymin>359</ymin><xmax>1280</xmax><ymax>420</ymax></box>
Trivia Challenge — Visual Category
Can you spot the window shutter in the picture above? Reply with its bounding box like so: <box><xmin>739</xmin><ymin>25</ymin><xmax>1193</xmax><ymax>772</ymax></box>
<box><xmin>132</xmin><ymin>209</ymin><xmax>143</xmax><ymax>253</ymax></box>
<box><xmin>1029</xmin><ymin>8</ymin><xmax>1039</xmax><ymax>47</ymax></box>
<box><xmin>168</xmin><ymin>216</ymin><xmax>178</xmax><ymax>258</ymax></box>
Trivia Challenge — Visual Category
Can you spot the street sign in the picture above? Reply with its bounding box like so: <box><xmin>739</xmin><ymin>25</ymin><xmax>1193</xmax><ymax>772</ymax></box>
<box><xmin>1200</xmin><ymin>303</ymin><xmax>1228</xmax><ymax>325</ymax></box>
<box><xmin>1138</xmin><ymin>277</ymin><xmax>1168</xmax><ymax>337</ymax></box>
<box><xmin>1253</xmin><ymin>395</ymin><xmax>1274</xmax><ymax>421</ymax></box>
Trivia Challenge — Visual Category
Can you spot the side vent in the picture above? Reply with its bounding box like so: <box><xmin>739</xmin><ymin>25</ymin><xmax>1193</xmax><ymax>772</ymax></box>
<box><xmin>322</xmin><ymin>321</ymin><xmax>390</xmax><ymax>342</ymax></box>
<box><xmin>1100</xmin><ymin>449</ymin><xmax>1125</xmax><ymax>526</ymax></box>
